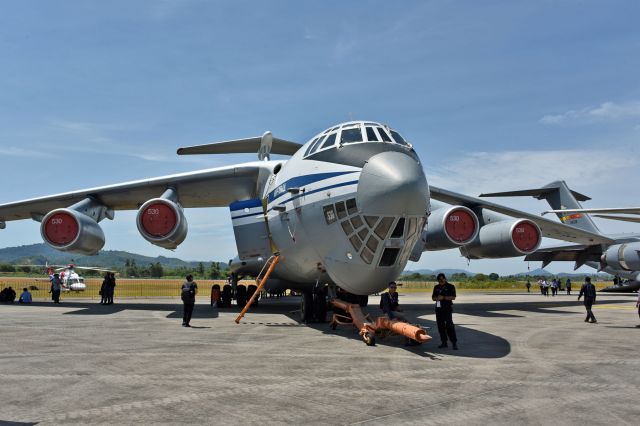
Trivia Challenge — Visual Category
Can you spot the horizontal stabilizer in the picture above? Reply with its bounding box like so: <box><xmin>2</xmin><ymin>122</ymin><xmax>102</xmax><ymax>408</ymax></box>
<box><xmin>177</xmin><ymin>134</ymin><xmax>303</xmax><ymax>157</ymax></box>
<box><xmin>480</xmin><ymin>187</ymin><xmax>591</xmax><ymax>202</ymax></box>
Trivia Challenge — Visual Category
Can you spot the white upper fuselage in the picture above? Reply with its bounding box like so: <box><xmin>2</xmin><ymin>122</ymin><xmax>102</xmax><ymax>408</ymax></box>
<box><xmin>231</xmin><ymin>121</ymin><xmax>430</xmax><ymax>295</ymax></box>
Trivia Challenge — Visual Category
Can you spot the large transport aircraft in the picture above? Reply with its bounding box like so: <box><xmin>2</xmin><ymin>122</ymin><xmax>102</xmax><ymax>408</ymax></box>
<box><xmin>480</xmin><ymin>181</ymin><xmax>640</xmax><ymax>292</ymax></box>
<box><xmin>0</xmin><ymin>121</ymin><xmax>613</xmax><ymax>321</ymax></box>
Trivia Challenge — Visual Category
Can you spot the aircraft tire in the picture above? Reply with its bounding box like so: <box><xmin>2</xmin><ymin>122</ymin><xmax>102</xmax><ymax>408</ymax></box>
<box><xmin>236</xmin><ymin>285</ymin><xmax>247</xmax><ymax>307</ymax></box>
<box><xmin>312</xmin><ymin>287</ymin><xmax>328</xmax><ymax>322</ymax></box>
<box><xmin>357</xmin><ymin>295</ymin><xmax>368</xmax><ymax>307</ymax></box>
<box><xmin>300</xmin><ymin>290</ymin><xmax>314</xmax><ymax>323</ymax></box>
<box><xmin>247</xmin><ymin>284</ymin><xmax>258</xmax><ymax>307</ymax></box>
<box><xmin>222</xmin><ymin>284</ymin><xmax>232</xmax><ymax>308</ymax></box>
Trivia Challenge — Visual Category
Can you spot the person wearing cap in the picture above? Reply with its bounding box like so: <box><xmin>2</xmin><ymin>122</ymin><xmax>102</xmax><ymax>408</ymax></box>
<box><xmin>50</xmin><ymin>273</ymin><xmax>62</xmax><ymax>304</ymax></box>
<box><xmin>380</xmin><ymin>282</ymin><xmax>406</xmax><ymax>322</ymax></box>
<box><xmin>578</xmin><ymin>276</ymin><xmax>597</xmax><ymax>323</ymax></box>
<box><xmin>432</xmin><ymin>273</ymin><xmax>458</xmax><ymax>349</ymax></box>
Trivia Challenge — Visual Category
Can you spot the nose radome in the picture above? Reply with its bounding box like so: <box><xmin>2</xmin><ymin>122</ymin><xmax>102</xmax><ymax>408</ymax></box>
<box><xmin>357</xmin><ymin>151</ymin><xmax>429</xmax><ymax>216</ymax></box>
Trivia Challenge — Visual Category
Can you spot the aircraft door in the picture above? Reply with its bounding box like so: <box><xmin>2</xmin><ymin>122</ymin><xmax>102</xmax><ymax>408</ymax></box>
<box><xmin>229</xmin><ymin>199</ymin><xmax>273</xmax><ymax>260</ymax></box>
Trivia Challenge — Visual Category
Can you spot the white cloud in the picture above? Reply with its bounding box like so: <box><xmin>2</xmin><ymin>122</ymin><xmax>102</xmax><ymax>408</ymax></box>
<box><xmin>540</xmin><ymin>101</ymin><xmax>640</xmax><ymax>125</ymax></box>
<box><xmin>427</xmin><ymin>148</ymin><xmax>640</xmax><ymax>197</ymax></box>
<box><xmin>0</xmin><ymin>147</ymin><xmax>56</xmax><ymax>158</ymax></box>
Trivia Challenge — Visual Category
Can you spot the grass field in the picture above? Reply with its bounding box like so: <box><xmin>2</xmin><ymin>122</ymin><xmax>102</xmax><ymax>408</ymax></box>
<box><xmin>0</xmin><ymin>276</ymin><xmax>612</xmax><ymax>299</ymax></box>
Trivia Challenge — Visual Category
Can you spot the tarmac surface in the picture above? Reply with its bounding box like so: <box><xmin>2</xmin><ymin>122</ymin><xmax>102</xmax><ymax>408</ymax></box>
<box><xmin>1</xmin><ymin>292</ymin><xmax>639</xmax><ymax>425</ymax></box>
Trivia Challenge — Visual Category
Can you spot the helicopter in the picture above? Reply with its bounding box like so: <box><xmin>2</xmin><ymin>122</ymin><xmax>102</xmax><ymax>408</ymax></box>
<box><xmin>16</xmin><ymin>262</ymin><xmax>115</xmax><ymax>292</ymax></box>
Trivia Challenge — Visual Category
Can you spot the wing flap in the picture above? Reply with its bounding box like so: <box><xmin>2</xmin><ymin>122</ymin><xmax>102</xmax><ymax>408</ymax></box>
<box><xmin>177</xmin><ymin>137</ymin><xmax>303</xmax><ymax>156</ymax></box>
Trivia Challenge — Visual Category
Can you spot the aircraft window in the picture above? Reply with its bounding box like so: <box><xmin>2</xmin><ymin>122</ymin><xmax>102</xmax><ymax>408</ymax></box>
<box><xmin>360</xmin><ymin>247</ymin><xmax>374</xmax><ymax>264</ymax></box>
<box><xmin>374</xmin><ymin>217</ymin><xmax>394</xmax><ymax>239</ymax></box>
<box><xmin>304</xmin><ymin>137</ymin><xmax>320</xmax><ymax>156</ymax></box>
<box><xmin>335</xmin><ymin>202</ymin><xmax>347</xmax><ymax>219</ymax></box>
<box><xmin>323</xmin><ymin>205</ymin><xmax>337</xmax><ymax>225</ymax></box>
<box><xmin>340</xmin><ymin>128</ymin><xmax>363</xmax><ymax>144</ymax></box>
<box><xmin>346</xmin><ymin>198</ymin><xmax>358</xmax><ymax>215</ymax></box>
<box><xmin>365</xmin><ymin>127</ymin><xmax>379</xmax><ymax>142</ymax></box>
<box><xmin>349</xmin><ymin>235</ymin><xmax>362</xmax><ymax>251</ymax></box>
<box><xmin>320</xmin><ymin>133</ymin><xmax>337</xmax><ymax>150</ymax></box>
<box><xmin>309</xmin><ymin>135</ymin><xmax>328</xmax><ymax>155</ymax></box>
<box><xmin>390</xmin><ymin>130</ymin><xmax>409</xmax><ymax>146</ymax></box>
<box><xmin>364</xmin><ymin>216</ymin><xmax>378</xmax><ymax>228</ymax></box>
<box><xmin>341</xmin><ymin>220</ymin><xmax>354</xmax><ymax>236</ymax></box>
<box><xmin>391</xmin><ymin>218</ymin><xmax>405</xmax><ymax>238</ymax></box>
<box><xmin>331</xmin><ymin>126</ymin><xmax>339</xmax><ymax>131</ymax></box>
<box><xmin>350</xmin><ymin>215</ymin><xmax>363</xmax><ymax>230</ymax></box>
<box><xmin>366</xmin><ymin>235</ymin><xmax>379</xmax><ymax>252</ymax></box>
<box><xmin>379</xmin><ymin>248</ymin><xmax>400</xmax><ymax>267</ymax></box>
<box><xmin>357</xmin><ymin>228</ymin><xmax>369</xmax><ymax>240</ymax></box>
<box><xmin>377</xmin><ymin>127</ymin><xmax>392</xmax><ymax>142</ymax></box>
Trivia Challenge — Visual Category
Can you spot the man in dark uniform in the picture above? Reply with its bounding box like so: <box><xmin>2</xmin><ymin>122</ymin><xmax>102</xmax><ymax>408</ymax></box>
<box><xmin>432</xmin><ymin>273</ymin><xmax>458</xmax><ymax>349</ymax></box>
<box><xmin>380</xmin><ymin>282</ymin><xmax>406</xmax><ymax>322</ymax></box>
<box><xmin>181</xmin><ymin>274</ymin><xmax>198</xmax><ymax>327</ymax></box>
<box><xmin>578</xmin><ymin>276</ymin><xmax>597</xmax><ymax>323</ymax></box>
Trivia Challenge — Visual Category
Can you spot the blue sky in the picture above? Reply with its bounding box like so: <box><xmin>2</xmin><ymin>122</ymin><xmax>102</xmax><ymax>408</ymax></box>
<box><xmin>1</xmin><ymin>1</ymin><xmax>639</xmax><ymax>274</ymax></box>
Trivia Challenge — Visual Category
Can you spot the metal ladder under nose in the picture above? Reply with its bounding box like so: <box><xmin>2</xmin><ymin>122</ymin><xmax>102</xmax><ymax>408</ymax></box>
<box><xmin>234</xmin><ymin>254</ymin><xmax>281</xmax><ymax>324</ymax></box>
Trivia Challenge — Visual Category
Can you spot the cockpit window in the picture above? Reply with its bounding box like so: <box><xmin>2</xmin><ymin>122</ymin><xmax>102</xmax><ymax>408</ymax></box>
<box><xmin>320</xmin><ymin>133</ymin><xmax>337</xmax><ymax>149</ymax></box>
<box><xmin>377</xmin><ymin>127</ymin><xmax>392</xmax><ymax>142</ymax></box>
<box><xmin>390</xmin><ymin>130</ymin><xmax>409</xmax><ymax>146</ymax></box>
<box><xmin>307</xmin><ymin>135</ymin><xmax>327</xmax><ymax>156</ymax></box>
<box><xmin>340</xmin><ymin>127</ymin><xmax>363</xmax><ymax>144</ymax></box>
<box><xmin>365</xmin><ymin>127</ymin><xmax>379</xmax><ymax>142</ymax></box>
<box><xmin>304</xmin><ymin>137</ymin><xmax>320</xmax><ymax>156</ymax></box>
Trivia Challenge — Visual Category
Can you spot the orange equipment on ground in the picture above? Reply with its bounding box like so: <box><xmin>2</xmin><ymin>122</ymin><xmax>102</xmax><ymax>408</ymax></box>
<box><xmin>234</xmin><ymin>255</ymin><xmax>280</xmax><ymax>324</ymax></box>
<box><xmin>329</xmin><ymin>298</ymin><xmax>431</xmax><ymax>346</ymax></box>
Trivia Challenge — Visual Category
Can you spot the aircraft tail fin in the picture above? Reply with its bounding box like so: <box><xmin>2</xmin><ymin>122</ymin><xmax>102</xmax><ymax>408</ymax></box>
<box><xmin>480</xmin><ymin>180</ymin><xmax>602</xmax><ymax>235</ymax></box>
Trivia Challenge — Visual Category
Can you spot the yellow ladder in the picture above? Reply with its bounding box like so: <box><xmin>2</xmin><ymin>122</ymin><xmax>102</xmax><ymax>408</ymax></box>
<box><xmin>234</xmin><ymin>254</ymin><xmax>281</xmax><ymax>324</ymax></box>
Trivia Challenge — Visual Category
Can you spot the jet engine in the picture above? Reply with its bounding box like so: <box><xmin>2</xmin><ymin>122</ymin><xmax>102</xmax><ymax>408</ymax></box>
<box><xmin>424</xmin><ymin>206</ymin><xmax>479</xmax><ymax>250</ymax></box>
<box><xmin>136</xmin><ymin>197</ymin><xmax>188</xmax><ymax>249</ymax></box>
<box><xmin>461</xmin><ymin>219</ymin><xmax>541</xmax><ymax>259</ymax></box>
<box><xmin>40</xmin><ymin>209</ymin><xmax>105</xmax><ymax>255</ymax></box>
<box><xmin>601</xmin><ymin>243</ymin><xmax>640</xmax><ymax>271</ymax></box>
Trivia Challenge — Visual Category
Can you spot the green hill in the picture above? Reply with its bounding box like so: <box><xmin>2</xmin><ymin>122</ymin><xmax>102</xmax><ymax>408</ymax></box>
<box><xmin>0</xmin><ymin>243</ymin><xmax>226</xmax><ymax>269</ymax></box>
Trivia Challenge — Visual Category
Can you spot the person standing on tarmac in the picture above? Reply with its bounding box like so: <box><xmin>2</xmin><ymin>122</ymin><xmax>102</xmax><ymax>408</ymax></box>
<box><xmin>635</xmin><ymin>290</ymin><xmax>640</xmax><ymax>327</ymax></box>
<box><xmin>432</xmin><ymin>273</ymin><xmax>458</xmax><ymax>350</ymax></box>
<box><xmin>181</xmin><ymin>274</ymin><xmax>198</xmax><ymax>327</ymax></box>
<box><xmin>566</xmin><ymin>278</ymin><xmax>572</xmax><ymax>295</ymax></box>
<box><xmin>578</xmin><ymin>277</ymin><xmax>597</xmax><ymax>323</ymax></box>
<box><xmin>50</xmin><ymin>273</ymin><xmax>62</xmax><ymax>304</ymax></box>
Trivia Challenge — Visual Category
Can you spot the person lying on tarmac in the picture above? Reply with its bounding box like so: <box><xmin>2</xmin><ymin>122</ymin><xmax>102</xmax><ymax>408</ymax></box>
<box><xmin>380</xmin><ymin>282</ymin><xmax>407</xmax><ymax>322</ymax></box>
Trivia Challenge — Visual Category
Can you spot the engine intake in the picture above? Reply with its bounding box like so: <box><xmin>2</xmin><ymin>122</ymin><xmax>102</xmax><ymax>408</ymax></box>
<box><xmin>461</xmin><ymin>219</ymin><xmax>541</xmax><ymax>259</ymax></box>
<box><xmin>136</xmin><ymin>197</ymin><xmax>188</xmax><ymax>249</ymax></box>
<box><xmin>424</xmin><ymin>206</ymin><xmax>479</xmax><ymax>250</ymax></box>
<box><xmin>40</xmin><ymin>209</ymin><xmax>105</xmax><ymax>255</ymax></box>
<box><xmin>602</xmin><ymin>243</ymin><xmax>640</xmax><ymax>271</ymax></box>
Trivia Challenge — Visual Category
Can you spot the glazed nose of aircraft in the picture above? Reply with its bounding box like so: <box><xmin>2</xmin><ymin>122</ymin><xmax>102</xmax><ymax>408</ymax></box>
<box><xmin>356</xmin><ymin>151</ymin><xmax>429</xmax><ymax>216</ymax></box>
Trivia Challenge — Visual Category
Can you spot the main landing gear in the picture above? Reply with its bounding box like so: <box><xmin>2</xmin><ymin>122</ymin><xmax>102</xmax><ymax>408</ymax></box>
<box><xmin>300</xmin><ymin>285</ymin><xmax>328</xmax><ymax>323</ymax></box>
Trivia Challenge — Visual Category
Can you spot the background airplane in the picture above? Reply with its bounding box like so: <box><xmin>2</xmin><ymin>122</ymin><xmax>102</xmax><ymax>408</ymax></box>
<box><xmin>0</xmin><ymin>122</ymin><xmax>612</xmax><ymax>322</ymax></box>
<box><xmin>479</xmin><ymin>181</ymin><xmax>640</xmax><ymax>292</ymax></box>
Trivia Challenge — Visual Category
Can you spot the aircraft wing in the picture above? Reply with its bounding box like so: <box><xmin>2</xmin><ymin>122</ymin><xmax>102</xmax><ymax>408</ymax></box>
<box><xmin>0</xmin><ymin>162</ymin><xmax>271</xmax><ymax>223</ymax></box>
<box><xmin>524</xmin><ymin>243</ymin><xmax>603</xmax><ymax>268</ymax></box>
<box><xmin>592</xmin><ymin>214</ymin><xmax>640</xmax><ymax>223</ymax></box>
<box><xmin>429</xmin><ymin>186</ymin><xmax>614</xmax><ymax>245</ymax></box>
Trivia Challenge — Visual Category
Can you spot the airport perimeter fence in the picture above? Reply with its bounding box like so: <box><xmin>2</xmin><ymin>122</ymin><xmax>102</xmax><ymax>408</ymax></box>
<box><xmin>0</xmin><ymin>277</ymin><xmax>258</xmax><ymax>300</ymax></box>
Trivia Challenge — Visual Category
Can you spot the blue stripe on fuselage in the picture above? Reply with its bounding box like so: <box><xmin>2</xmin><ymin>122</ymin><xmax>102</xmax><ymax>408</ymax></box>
<box><xmin>268</xmin><ymin>171</ymin><xmax>357</xmax><ymax>203</ymax></box>
<box><xmin>267</xmin><ymin>179</ymin><xmax>359</xmax><ymax>212</ymax></box>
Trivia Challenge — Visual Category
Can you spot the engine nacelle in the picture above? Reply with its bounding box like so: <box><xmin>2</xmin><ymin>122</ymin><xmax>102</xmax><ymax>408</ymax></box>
<box><xmin>461</xmin><ymin>219</ymin><xmax>541</xmax><ymax>259</ymax></box>
<box><xmin>40</xmin><ymin>209</ymin><xmax>105</xmax><ymax>255</ymax></box>
<box><xmin>136</xmin><ymin>198</ymin><xmax>188</xmax><ymax>249</ymax></box>
<box><xmin>424</xmin><ymin>206</ymin><xmax>479</xmax><ymax>250</ymax></box>
<box><xmin>602</xmin><ymin>243</ymin><xmax>640</xmax><ymax>271</ymax></box>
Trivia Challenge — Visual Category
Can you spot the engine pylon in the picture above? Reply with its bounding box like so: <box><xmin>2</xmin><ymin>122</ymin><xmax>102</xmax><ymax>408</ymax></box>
<box><xmin>329</xmin><ymin>299</ymin><xmax>431</xmax><ymax>346</ymax></box>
